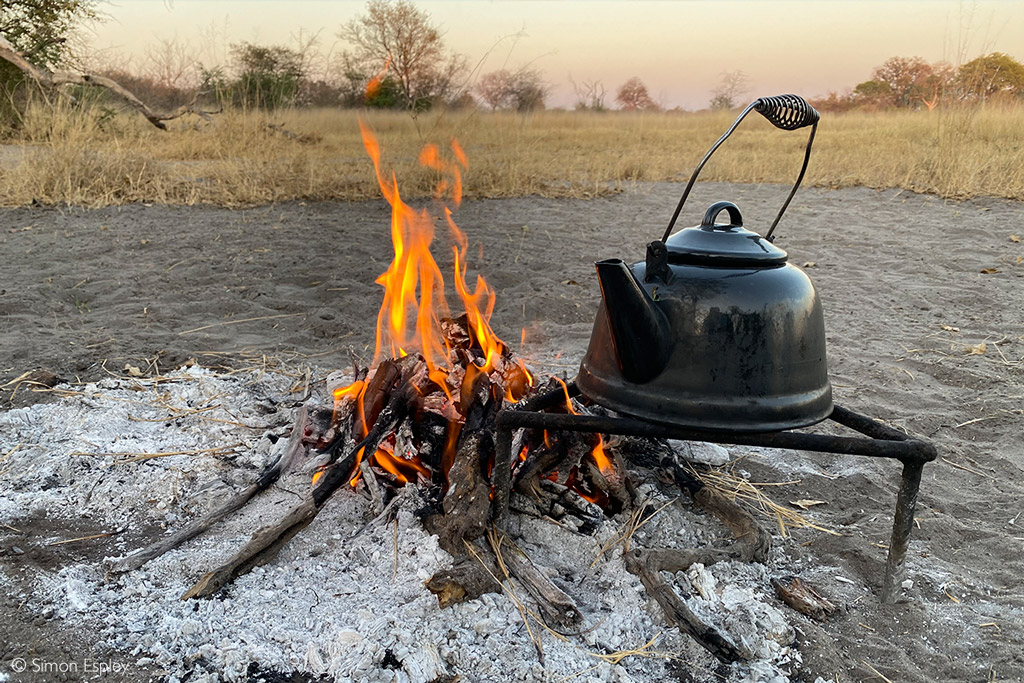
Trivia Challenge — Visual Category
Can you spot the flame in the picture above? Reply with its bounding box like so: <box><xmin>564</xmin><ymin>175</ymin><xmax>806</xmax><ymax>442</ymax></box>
<box><xmin>332</xmin><ymin>119</ymin><xmax>528</xmax><ymax>488</ymax></box>
<box><xmin>365</xmin><ymin>55</ymin><xmax>392</xmax><ymax>101</ymax></box>
<box><xmin>554</xmin><ymin>377</ymin><xmax>615</xmax><ymax>477</ymax></box>
<box><xmin>372</xmin><ymin>445</ymin><xmax>429</xmax><ymax>484</ymax></box>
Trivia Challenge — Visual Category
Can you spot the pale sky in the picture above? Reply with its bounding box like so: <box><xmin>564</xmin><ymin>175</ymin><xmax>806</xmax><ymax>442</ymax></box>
<box><xmin>87</xmin><ymin>1</ymin><xmax>1024</xmax><ymax>109</ymax></box>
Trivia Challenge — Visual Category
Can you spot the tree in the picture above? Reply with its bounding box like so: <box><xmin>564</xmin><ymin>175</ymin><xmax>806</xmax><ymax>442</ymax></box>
<box><xmin>229</xmin><ymin>42</ymin><xmax>306</xmax><ymax>109</ymax></box>
<box><xmin>338</xmin><ymin>0</ymin><xmax>467</xmax><ymax>109</ymax></box>
<box><xmin>709</xmin><ymin>70</ymin><xmax>750</xmax><ymax>110</ymax></box>
<box><xmin>870</xmin><ymin>56</ymin><xmax>934</xmax><ymax>108</ymax></box>
<box><xmin>852</xmin><ymin>79</ymin><xmax>893</xmax><ymax>108</ymax></box>
<box><xmin>917</xmin><ymin>61</ymin><xmax>956</xmax><ymax>111</ymax></box>
<box><xmin>0</xmin><ymin>0</ymin><xmax>99</xmax><ymax>67</ymax></box>
<box><xmin>615</xmin><ymin>77</ymin><xmax>658</xmax><ymax>111</ymax></box>
<box><xmin>476</xmin><ymin>67</ymin><xmax>547</xmax><ymax>111</ymax></box>
<box><xmin>955</xmin><ymin>52</ymin><xmax>1024</xmax><ymax>101</ymax></box>
<box><xmin>570</xmin><ymin>76</ymin><xmax>606</xmax><ymax>111</ymax></box>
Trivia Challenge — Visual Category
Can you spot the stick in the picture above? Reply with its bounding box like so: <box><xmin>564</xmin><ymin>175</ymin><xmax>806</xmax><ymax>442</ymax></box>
<box><xmin>495</xmin><ymin>535</ymin><xmax>583</xmax><ymax>630</ymax></box>
<box><xmin>108</xmin><ymin>405</ymin><xmax>313</xmax><ymax>574</ymax></box>
<box><xmin>182</xmin><ymin>385</ymin><xmax>412</xmax><ymax>599</ymax></box>
<box><xmin>623</xmin><ymin>549</ymin><xmax>748</xmax><ymax>663</ymax></box>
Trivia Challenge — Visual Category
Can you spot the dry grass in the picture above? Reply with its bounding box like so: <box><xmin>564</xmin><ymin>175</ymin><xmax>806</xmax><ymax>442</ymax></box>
<box><xmin>1</xmin><ymin>101</ymin><xmax>1022</xmax><ymax>207</ymax></box>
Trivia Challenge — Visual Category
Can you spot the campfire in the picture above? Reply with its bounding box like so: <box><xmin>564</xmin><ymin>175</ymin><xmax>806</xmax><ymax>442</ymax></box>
<box><xmin>320</xmin><ymin>119</ymin><xmax>621</xmax><ymax>522</ymax></box>
<box><xmin>104</xmin><ymin>118</ymin><xmax>786</xmax><ymax>666</ymax></box>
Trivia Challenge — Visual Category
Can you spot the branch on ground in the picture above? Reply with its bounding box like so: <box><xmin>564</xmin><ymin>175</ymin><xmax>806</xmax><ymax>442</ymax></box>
<box><xmin>0</xmin><ymin>34</ymin><xmax>218</xmax><ymax>130</ymax></box>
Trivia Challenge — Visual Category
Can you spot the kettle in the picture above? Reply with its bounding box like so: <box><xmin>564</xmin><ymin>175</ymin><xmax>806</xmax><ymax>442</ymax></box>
<box><xmin>577</xmin><ymin>95</ymin><xmax>832</xmax><ymax>432</ymax></box>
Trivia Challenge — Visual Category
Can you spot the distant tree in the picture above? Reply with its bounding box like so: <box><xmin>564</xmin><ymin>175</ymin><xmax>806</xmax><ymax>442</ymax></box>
<box><xmin>852</xmin><ymin>78</ymin><xmax>894</xmax><ymax>108</ymax></box>
<box><xmin>955</xmin><ymin>52</ymin><xmax>1024</xmax><ymax>101</ymax></box>
<box><xmin>615</xmin><ymin>77</ymin><xmax>659</xmax><ymax>111</ymax></box>
<box><xmin>917</xmin><ymin>61</ymin><xmax>956</xmax><ymax>111</ymax></box>
<box><xmin>476</xmin><ymin>69</ymin><xmax>515</xmax><ymax>109</ymax></box>
<box><xmin>476</xmin><ymin>67</ymin><xmax>547</xmax><ymax>111</ymax></box>
<box><xmin>229</xmin><ymin>42</ymin><xmax>305</xmax><ymax>109</ymax></box>
<box><xmin>570</xmin><ymin>76</ymin><xmax>606</xmax><ymax>111</ymax></box>
<box><xmin>709</xmin><ymin>70</ymin><xmax>750</xmax><ymax>110</ymax></box>
<box><xmin>869</xmin><ymin>56</ymin><xmax>936</xmax><ymax>108</ymax></box>
<box><xmin>338</xmin><ymin>0</ymin><xmax>467</xmax><ymax>109</ymax></box>
<box><xmin>808</xmin><ymin>90</ymin><xmax>855</xmax><ymax>113</ymax></box>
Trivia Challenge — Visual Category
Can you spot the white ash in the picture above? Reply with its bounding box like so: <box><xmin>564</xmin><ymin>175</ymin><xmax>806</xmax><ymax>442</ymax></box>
<box><xmin>1</xmin><ymin>367</ymin><xmax>820</xmax><ymax>682</ymax></box>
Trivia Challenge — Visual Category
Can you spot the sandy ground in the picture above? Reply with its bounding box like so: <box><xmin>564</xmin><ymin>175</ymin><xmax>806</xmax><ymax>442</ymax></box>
<box><xmin>1</xmin><ymin>182</ymin><xmax>1023</xmax><ymax>682</ymax></box>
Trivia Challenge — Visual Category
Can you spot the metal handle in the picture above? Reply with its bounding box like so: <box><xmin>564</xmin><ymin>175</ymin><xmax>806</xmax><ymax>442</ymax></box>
<box><xmin>701</xmin><ymin>201</ymin><xmax>743</xmax><ymax>228</ymax></box>
<box><xmin>661</xmin><ymin>94</ymin><xmax>819</xmax><ymax>244</ymax></box>
<box><xmin>753</xmin><ymin>94</ymin><xmax>819</xmax><ymax>130</ymax></box>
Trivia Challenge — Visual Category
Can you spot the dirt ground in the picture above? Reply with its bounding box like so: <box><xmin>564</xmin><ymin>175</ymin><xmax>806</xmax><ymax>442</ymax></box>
<box><xmin>1</xmin><ymin>182</ymin><xmax>1023</xmax><ymax>682</ymax></box>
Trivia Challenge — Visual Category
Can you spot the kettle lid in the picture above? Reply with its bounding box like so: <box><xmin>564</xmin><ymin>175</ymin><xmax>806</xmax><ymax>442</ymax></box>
<box><xmin>664</xmin><ymin>201</ymin><xmax>788</xmax><ymax>265</ymax></box>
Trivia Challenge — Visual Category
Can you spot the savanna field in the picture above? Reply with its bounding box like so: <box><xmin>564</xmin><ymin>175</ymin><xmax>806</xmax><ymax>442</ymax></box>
<box><xmin>1</xmin><ymin>103</ymin><xmax>1022</xmax><ymax>207</ymax></box>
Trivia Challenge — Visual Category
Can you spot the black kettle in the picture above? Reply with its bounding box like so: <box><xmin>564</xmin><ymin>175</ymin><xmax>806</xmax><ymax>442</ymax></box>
<box><xmin>577</xmin><ymin>95</ymin><xmax>832</xmax><ymax>432</ymax></box>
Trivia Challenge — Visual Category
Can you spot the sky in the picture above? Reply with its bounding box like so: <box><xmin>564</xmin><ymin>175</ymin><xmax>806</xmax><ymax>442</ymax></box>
<box><xmin>86</xmin><ymin>1</ymin><xmax>1024</xmax><ymax>109</ymax></box>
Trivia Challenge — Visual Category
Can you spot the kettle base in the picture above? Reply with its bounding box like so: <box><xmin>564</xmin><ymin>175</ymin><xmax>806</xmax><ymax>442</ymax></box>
<box><xmin>576</xmin><ymin>365</ymin><xmax>833</xmax><ymax>433</ymax></box>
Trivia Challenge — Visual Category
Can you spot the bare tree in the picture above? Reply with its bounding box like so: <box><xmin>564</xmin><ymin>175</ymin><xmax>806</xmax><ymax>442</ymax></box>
<box><xmin>570</xmin><ymin>76</ymin><xmax>606</xmax><ymax>111</ymax></box>
<box><xmin>709</xmin><ymin>70</ymin><xmax>751</xmax><ymax>110</ymax></box>
<box><xmin>338</xmin><ymin>0</ymin><xmax>467</xmax><ymax>108</ymax></box>
<box><xmin>615</xmin><ymin>77</ymin><xmax>658</xmax><ymax>111</ymax></box>
<box><xmin>476</xmin><ymin>66</ymin><xmax>547</xmax><ymax>111</ymax></box>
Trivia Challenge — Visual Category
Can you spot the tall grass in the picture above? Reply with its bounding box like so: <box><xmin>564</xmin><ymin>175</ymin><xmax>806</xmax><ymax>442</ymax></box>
<box><xmin>0</xmin><ymin>102</ymin><xmax>1022</xmax><ymax>207</ymax></box>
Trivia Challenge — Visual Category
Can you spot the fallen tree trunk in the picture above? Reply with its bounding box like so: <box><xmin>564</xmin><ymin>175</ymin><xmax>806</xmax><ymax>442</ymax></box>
<box><xmin>0</xmin><ymin>35</ymin><xmax>217</xmax><ymax>130</ymax></box>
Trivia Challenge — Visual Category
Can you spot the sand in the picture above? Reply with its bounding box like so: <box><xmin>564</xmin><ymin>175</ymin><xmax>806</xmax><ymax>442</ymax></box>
<box><xmin>1</xmin><ymin>182</ymin><xmax>1023</xmax><ymax>682</ymax></box>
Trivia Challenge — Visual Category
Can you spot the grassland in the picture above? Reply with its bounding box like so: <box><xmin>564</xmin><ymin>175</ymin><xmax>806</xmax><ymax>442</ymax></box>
<box><xmin>0</xmin><ymin>103</ymin><xmax>1022</xmax><ymax>207</ymax></box>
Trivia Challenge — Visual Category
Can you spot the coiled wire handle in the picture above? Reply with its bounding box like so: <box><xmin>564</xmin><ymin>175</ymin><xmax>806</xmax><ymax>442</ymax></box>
<box><xmin>661</xmin><ymin>94</ymin><xmax>819</xmax><ymax>243</ymax></box>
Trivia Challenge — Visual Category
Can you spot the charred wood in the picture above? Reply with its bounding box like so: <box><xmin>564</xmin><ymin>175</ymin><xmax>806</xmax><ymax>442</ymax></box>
<box><xmin>183</xmin><ymin>382</ymin><xmax>416</xmax><ymax>599</ymax></box>
<box><xmin>624</xmin><ymin>548</ymin><xmax>749</xmax><ymax>663</ymax></box>
<box><xmin>108</xmin><ymin>403</ymin><xmax>316</xmax><ymax>574</ymax></box>
<box><xmin>771</xmin><ymin>576</ymin><xmax>836</xmax><ymax>621</ymax></box>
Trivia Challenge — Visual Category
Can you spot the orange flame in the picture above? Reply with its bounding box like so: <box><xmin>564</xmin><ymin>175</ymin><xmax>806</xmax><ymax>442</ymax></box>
<box><xmin>365</xmin><ymin>55</ymin><xmax>392</xmax><ymax>101</ymax></box>
<box><xmin>372</xmin><ymin>446</ymin><xmax>429</xmax><ymax>484</ymax></box>
<box><xmin>333</xmin><ymin>118</ymin><xmax>527</xmax><ymax>488</ymax></box>
<box><xmin>554</xmin><ymin>377</ymin><xmax>615</xmax><ymax>477</ymax></box>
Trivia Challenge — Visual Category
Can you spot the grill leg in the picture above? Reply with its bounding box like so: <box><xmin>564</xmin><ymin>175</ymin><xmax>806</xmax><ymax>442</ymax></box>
<box><xmin>492</xmin><ymin>425</ymin><xmax>513</xmax><ymax>528</ymax></box>
<box><xmin>881</xmin><ymin>460</ymin><xmax>925</xmax><ymax>603</ymax></box>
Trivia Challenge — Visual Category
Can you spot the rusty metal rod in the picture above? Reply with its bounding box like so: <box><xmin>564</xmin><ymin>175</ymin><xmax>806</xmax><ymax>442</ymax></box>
<box><xmin>881</xmin><ymin>459</ymin><xmax>925</xmax><ymax>603</ymax></box>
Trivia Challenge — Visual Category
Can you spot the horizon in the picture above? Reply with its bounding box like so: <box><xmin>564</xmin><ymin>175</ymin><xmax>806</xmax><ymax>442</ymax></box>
<box><xmin>87</xmin><ymin>1</ymin><xmax>1024</xmax><ymax>110</ymax></box>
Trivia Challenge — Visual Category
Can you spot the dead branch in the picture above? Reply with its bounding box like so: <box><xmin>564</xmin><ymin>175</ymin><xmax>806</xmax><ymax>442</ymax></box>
<box><xmin>771</xmin><ymin>576</ymin><xmax>836</xmax><ymax>621</ymax></box>
<box><xmin>0</xmin><ymin>35</ymin><xmax>218</xmax><ymax>130</ymax></box>
<box><xmin>182</xmin><ymin>380</ymin><xmax>415</xmax><ymax>599</ymax></box>
<box><xmin>623</xmin><ymin>548</ymin><xmax>749</xmax><ymax>663</ymax></box>
<box><xmin>107</xmin><ymin>404</ymin><xmax>314</xmax><ymax>574</ymax></box>
<box><xmin>493</xmin><ymin>534</ymin><xmax>582</xmax><ymax>630</ymax></box>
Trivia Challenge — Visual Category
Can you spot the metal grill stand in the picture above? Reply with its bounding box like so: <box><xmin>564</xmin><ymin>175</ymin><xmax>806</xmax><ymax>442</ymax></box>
<box><xmin>492</xmin><ymin>382</ymin><xmax>937</xmax><ymax>604</ymax></box>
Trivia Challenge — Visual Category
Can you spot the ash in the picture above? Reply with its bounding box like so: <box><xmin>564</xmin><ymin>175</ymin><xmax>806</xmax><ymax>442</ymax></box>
<box><xmin>0</xmin><ymin>367</ymin><xmax>821</xmax><ymax>683</ymax></box>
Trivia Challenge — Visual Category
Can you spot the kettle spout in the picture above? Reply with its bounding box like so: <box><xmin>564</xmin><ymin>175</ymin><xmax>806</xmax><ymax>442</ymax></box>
<box><xmin>595</xmin><ymin>258</ymin><xmax>672</xmax><ymax>384</ymax></box>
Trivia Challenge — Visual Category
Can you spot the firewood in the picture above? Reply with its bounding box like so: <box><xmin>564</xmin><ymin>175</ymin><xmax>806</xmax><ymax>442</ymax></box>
<box><xmin>183</xmin><ymin>382</ymin><xmax>416</xmax><ymax>599</ymax></box>
<box><xmin>623</xmin><ymin>548</ymin><xmax>749</xmax><ymax>663</ymax></box>
<box><xmin>494</xmin><ymin>536</ymin><xmax>582</xmax><ymax>630</ymax></box>
<box><xmin>692</xmin><ymin>486</ymin><xmax>771</xmax><ymax>563</ymax></box>
<box><xmin>107</xmin><ymin>403</ymin><xmax>315</xmax><ymax>574</ymax></box>
<box><xmin>423</xmin><ymin>375</ymin><xmax>497</xmax><ymax>554</ymax></box>
<box><xmin>771</xmin><ymin>576</ymin><xmax>836</xmax><ymax>621</ymax></box>
<box><xmin>425</xmin><ymin>556</ymin><xmax>500</xmax><ymax>608</ymax></box>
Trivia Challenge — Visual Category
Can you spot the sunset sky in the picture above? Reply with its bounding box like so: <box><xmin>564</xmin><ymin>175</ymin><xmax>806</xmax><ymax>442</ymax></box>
<box><xmin>88</xmin><ymin>1</ymin><xmax>1024</xmax><ymax>109</ymax></box>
